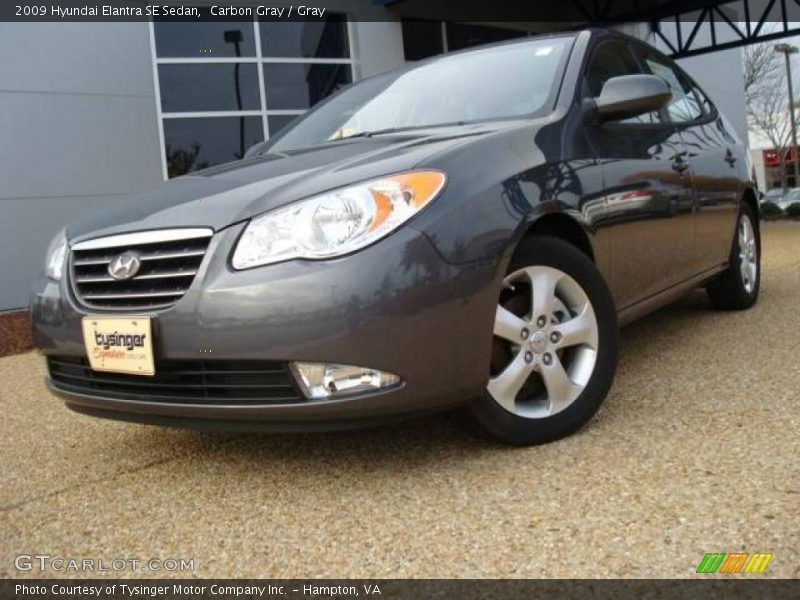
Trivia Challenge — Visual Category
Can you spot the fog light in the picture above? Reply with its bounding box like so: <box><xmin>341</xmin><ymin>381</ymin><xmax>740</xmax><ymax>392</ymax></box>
<box><xmin>292</xmin><ymin>362</ymin><xmax>400</xmax><ymax>398</ymax></box>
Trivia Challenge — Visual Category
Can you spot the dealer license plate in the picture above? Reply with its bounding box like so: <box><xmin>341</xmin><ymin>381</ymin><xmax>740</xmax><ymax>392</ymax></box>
<box><xmin>81</xmin><ymin>316</ymin><xmax>155</xmax><ymax>376</ymax></box>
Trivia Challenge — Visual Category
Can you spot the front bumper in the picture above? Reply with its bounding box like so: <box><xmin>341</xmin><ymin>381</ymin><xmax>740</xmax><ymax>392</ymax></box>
<box><xmin>32</xmin><ymin>223</ymin><xmax>501</xmax><ymax>429</ymax></box>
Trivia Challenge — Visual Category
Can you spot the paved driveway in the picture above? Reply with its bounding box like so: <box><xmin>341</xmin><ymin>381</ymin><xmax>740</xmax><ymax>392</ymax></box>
<box><xmin>2</xmin><ymin>223</ymin><xmax>798</xmax><ymax>579</ymax></box>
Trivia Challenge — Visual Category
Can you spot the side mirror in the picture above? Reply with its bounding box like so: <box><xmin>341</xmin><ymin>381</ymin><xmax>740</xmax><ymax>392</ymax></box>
<box><xmin>593</xmin><ymin>74</ymin><xmax>671</xmax><ymax>122</ymax></box>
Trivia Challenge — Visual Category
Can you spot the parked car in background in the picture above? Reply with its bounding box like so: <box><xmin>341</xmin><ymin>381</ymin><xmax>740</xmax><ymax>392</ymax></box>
<box><xmin>764</xmin><ymin>187</ymin><xmax>786</xmax><ymax>205</ymax></box>
<box><xmin>31</xmin><ymin>29</ymin><xmax>760</xmax><ymax>445</ymax></box>
<box><xmin>777</xmin><ymin>188</ymin><xmax>800</xmax><ymax>212</ymax></box>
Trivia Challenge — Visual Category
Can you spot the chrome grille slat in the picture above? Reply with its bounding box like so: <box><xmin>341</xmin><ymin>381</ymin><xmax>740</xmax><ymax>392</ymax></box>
<box><xmin>76</xmin><ymin>269</ymin><xmax>198</xmax><ymax>283</ymax></box>
<box><xmin>139</xmin><ymin>249</ymin><xmax>206</xmax><ymax>261</ymax></box>
<box><xmin>73</xmin><ymin>248</ymin><xmax>206</xmax><ymax>266</ymax></box>
<box><xmin>73</xmin><ymin>258</ymin><xmax>113</xmax><ymax>266</ymax></box>
<box><xmin>81</xmin><ymin>290</ymin><xmax>186</xmax><ymax>300</ymax></box>
<box><xmin>70</xmin><ymin>228</ymin><xmax>212</xmax><ymax>311</ymax></box>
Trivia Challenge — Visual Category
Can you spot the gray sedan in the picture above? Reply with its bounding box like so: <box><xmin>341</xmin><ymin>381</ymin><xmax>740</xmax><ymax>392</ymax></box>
<box><xmin>32</xmin><ymin>29</ymin><xmax>759</xmax><ymax>445</ymax></box>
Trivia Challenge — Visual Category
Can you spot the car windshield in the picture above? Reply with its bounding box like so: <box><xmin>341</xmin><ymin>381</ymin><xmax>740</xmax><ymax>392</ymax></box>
<box><xmin>267</xmin><ymin>36</ymin><xmax>573</xmax><ymax>153</ymax></box>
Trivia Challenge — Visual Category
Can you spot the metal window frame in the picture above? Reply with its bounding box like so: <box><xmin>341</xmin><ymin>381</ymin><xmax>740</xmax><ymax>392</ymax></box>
<box><xmin>148</xmin><ymin>16</ymin><xmax>358</xmax><ymax>180</ymax></box>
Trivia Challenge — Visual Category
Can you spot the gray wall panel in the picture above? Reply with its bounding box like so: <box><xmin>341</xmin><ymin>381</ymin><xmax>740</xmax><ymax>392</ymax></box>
<box><xmin>0</xmin><ymin>195</ymin><xmax>129</xmax><ymax>309</ymax></box>
<box><xmin>0</xmin><ymin>92</ymin><xmax>162</xmax><ymax>199</ymax></box>
<box><xmin>0</xmin><ymin>23</ymin><xmax>161</xmax><ymax>310</ymax></box>
<box><xmin>0</xmin><ymin>23</ymin><xmax>155</xmax><ymax>96</ymax></box>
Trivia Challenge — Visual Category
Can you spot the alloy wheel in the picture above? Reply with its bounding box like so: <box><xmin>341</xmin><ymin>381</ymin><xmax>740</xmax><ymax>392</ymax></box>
<box><xmin>738</xmin><ymin>214</ymin><xmax>758</xmax><ymax>294</ymax></box>
<box><xmin>488</xmin><ymin>265</ymin><xmax>599</xmax><ymax>419</ymax></box>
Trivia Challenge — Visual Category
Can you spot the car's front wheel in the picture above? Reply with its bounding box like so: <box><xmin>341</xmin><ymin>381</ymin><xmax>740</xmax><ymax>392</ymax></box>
<box><xmin>460</xmin><ymin>235</ymin><xmax>618</xmax><ymax>445</ymax></box>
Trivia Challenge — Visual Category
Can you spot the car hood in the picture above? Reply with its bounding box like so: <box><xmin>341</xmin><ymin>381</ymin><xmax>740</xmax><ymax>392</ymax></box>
<box><xmin>66</xmin><ymin>123</ymin><xmax>508</xmax><ymax>243</ymax></box>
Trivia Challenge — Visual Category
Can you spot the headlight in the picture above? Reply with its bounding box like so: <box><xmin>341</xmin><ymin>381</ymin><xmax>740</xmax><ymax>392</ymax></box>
<box><xmin>45</xmin><ymin>230</ymin><xmax>67</xmax><ymax>281</ymax></box>
<box><xmin>231</xmin><ymin>170</ymin><xmax>446</xmax><ymax>269</ymax></box>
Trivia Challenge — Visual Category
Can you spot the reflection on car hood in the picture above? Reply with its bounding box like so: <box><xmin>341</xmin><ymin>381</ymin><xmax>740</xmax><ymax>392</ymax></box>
<box><xmin>66</xmin><ymin>123</ymin><xmax>506</xmax><ymax>242</ymax></box>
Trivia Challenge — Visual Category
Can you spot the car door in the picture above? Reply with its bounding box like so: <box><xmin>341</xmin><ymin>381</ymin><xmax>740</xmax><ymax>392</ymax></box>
<box><xmin>583</xmin><ymin>38</ymin><xmax>695</xmax><ymax>310</ymax></box>
<box><xmin>668</xmin><ymin>72</ymin><xmax>741</xmax><ymax>271</ymax></box>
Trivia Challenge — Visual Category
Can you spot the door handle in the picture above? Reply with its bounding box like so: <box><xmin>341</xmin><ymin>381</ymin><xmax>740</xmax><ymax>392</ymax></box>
<box><xmin>725</xmin><ymin>149</ymin><xmax>737</xmax><ymax>166</ymax></box>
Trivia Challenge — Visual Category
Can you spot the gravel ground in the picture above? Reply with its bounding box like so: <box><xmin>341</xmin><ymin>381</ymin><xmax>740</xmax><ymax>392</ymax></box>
<box><xmin>2</xmin><ymin>222</ymin><xmax>799</xmax><ymax>579</ymax></box>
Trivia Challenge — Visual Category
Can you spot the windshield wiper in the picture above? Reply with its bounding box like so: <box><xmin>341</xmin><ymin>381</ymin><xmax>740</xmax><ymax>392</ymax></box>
<box><xmin>330</xmin><ymin>122</ymin><xmax>468</xmax><ymax>142</ymax></box>
<box><xmin>331</xmin><ymin>127</ymin><xmax>406</xmax><ymax>141</ymax></box>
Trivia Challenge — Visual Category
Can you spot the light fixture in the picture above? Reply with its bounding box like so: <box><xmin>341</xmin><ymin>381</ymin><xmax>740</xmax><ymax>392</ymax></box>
<box><xmin>231</xmin><ymin>171</ymin><xmax>446</xmax><ymax>269</ymax></box>
<box><xmin>292</xmin><ymin>362</ymin><xmax>401</xmax><ymax>399</ymax></box>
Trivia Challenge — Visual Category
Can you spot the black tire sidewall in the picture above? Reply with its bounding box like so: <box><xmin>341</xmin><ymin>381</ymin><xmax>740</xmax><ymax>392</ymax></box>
<box><xmin>465</xmin><ymin>235</ymin><xmax>619</xmax><ymax>445</ymax></box>
<box><xmin>707</xmin><ymin>203</ymin><xmax>761</xmax><ymax>310</ymax></box>
<box><xmin>734</xmin><ymin>205</ymin><xmax>761</xmax><ymax>303</ymax></box>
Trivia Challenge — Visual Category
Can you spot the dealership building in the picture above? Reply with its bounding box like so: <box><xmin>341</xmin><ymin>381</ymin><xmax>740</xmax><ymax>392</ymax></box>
<box><xmin>3</xmin><ymin>0</ymin><xmax>794</xmax><ymax>326</ymax></box>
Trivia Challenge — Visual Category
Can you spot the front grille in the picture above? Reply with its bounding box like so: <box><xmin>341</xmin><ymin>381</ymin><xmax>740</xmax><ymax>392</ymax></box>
<box><xmin>47</xmin><ymin>356</ymin><xmax>305</xmax><ymax>405</ymax></box>
<box><xmin>70</xmin><ymin>229</ymin><xmax>213</xmax><ymax>311</ymax></box>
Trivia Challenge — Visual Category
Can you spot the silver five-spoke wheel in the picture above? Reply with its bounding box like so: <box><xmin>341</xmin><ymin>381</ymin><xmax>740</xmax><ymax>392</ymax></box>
<box><xmin>738</xmin><ymin>214</ymin><xmax>757</xmax><ymax>294</ymax></box>
<box><xmin>488</xmin><ymin>265</ymin><xmax>599</xmax><ymax>419</ymax></box>
<box><xmin>707</xmin><ymin>204</ymin><xmax>759</xmax><ymax>311</ymax></box>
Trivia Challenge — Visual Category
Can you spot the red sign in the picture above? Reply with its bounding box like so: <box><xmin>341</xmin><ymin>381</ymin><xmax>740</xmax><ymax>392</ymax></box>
<box><xmin>764</xmin><ymin>147</ymin><xmax>799</xmax><ymax>167</ymax></box>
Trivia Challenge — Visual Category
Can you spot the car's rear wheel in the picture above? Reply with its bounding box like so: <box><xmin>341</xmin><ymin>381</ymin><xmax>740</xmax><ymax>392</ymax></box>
<box><xmin>706</xmin><ymin>203</ymin><xmax>760</xmax><ymax>310</ymax></box>
<box><xmin>460</xmin><ymin>235</ymin><xmax>618</xmax><ymax>445</ymax></box>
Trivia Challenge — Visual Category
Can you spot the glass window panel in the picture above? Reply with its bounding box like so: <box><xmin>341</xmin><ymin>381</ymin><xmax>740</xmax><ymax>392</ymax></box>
<box><xmin>159</xmin><ymin>64</ymin><xmax>261</xmax><ymax>112</ymax></box>
<box><xmin>259</xmin><ymin>15</ymin><xmax>349</xmax><ymax>58</ymax></box>
<box><xmin>268</xmin><ymin>114</ymin><xmax>301</xmax><ymax>138</ymax></box>
<box><xmin>163</xmin><ymin>117</ymin><xmax>264</xmax><ymax>177</ymax></box>
<box><xmin>268</xmin><ymin>39</ymin><xmax>572</xmax><ymax>153</ymax></box>
<box><xmin>263</xmin><ymin>63</ymin><xmax>352</xmax><ymax>110</ymax></box>
<box><xmin>154</xmin><ymin>22</ymin><xmax>256</xmax><ymax>57</ymax></box>
<box><xmin>445</xmin><ymin>23</ymin><xmax>526</xmax><ymax>52</ymax></box>
<box><xmin>401</xmin><ymin>19</ymin><xmax>444</xmax><ymax>61</ymax></box>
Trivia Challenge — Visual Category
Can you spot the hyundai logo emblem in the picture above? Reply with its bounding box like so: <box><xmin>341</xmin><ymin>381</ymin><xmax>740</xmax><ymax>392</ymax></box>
<box><xmin>108</xmin><ymin>251</ymin><xmax>141</xmax><ymax>281</ymax></box>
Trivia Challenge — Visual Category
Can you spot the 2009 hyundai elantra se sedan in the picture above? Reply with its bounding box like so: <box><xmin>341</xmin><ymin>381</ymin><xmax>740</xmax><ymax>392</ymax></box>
<box><xmin>32</xmin><ymin>29</ymin><xmax>759</xmax><ymax>445</ymax></box>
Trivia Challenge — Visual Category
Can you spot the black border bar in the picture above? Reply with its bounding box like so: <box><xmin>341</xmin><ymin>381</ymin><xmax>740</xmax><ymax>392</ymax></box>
<box><xmin>2</xmin><ymin>579</ymin><xmax>800</xmax><ymax>600</ymax></box>
<box><xmin>3</xmin><ymin>0</ymin><xmax>800</xmax><ymax>22</ymax></box>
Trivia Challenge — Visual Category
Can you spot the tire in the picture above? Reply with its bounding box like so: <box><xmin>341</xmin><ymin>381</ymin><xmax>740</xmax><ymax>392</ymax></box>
<box><xmin>458</xmin><ymin>235</ymin><xmax>619</xmax><ymax>446</ymax></box>
<box><xmin>706</xmin><ymin>203</ymin><xmax>760</xmax><ymax>311</ymax></box>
